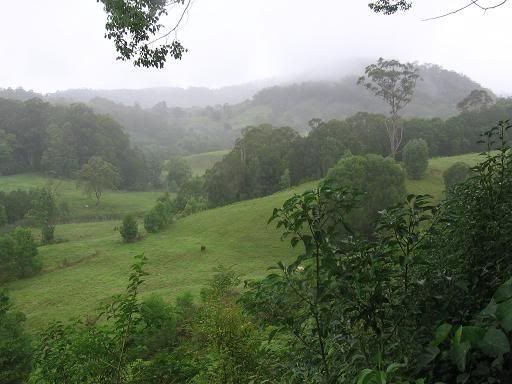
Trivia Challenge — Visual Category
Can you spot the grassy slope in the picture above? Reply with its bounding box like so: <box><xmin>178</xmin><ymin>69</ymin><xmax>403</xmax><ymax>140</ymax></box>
<box><xmin>0</xmin><ymin>174</ymin><xmax>162</xmax><ymax>221</ymax></box>
<box><xmin>5</xmin><ymin>152</ymin><xmax>483</xmax><ymax>329</ymax></box>
<box><xmin>184</xmin><ymin>150</ymin><xmax>230</xmax><ymax>176</ymax></box>
<box><xmin>405</xmin><ymin>152</ymin><xmax>482</xmax><ymax>199</ymax></box>
<box><xmin>8</xmin><ymin>182</ymin><xmax>316</xmax><ymax>329</ymax></box>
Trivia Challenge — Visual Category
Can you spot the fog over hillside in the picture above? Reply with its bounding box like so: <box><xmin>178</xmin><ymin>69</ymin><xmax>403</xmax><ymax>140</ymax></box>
<box><xmin>46</xmin><ymin>81</ymin><xmax>272</xmax><ymax>109</ymax></box>
<box><xmin>0</xmin><ymin>61</ymin><xmax>490</xmax><ymax>156</ymax></box>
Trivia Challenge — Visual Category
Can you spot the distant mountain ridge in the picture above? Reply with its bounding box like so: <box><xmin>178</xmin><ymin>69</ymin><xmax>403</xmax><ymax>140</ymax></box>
<box><xmin>45</xmin><ymin>81</ymin><xmax>275</xmax><ymax>108</ymax></box>
<box><xmin>0</xmin><ymin>62</ymin><xmax>490</xmax><ymax>156</ymax></box>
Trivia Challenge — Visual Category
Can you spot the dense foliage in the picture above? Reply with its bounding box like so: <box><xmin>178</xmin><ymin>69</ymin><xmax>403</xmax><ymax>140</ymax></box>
<box><xmin>120</xmin><ymin>214</ymin><xmax>139</xmax><ymax>243</ymax></box>
<box><xmin>0</xmin><ymin>98</ymin><xmax>157</xmax><ymax>189</ymax></box>
<box><xmin>99</xmin><ymin>0</ymin><xmax>188</xmax><ymax>68</ymax></box>
<box><xmin>144</xmin><ymin>194</ymin><xmax>175</xmax><ymax>233</ymax></box>
<box><xmin>443</xmin><ymin>161</ymin><xmax>472</xmax><ymax>191</ymax></box>
<box><xmin>0</xmin><ymin>291</ymin><xmax>32</xmax><ymax>384</ymax></box>
<box><xmin>203</xmin><ymin>102</ymin><xmax>512</xmax><ymax>208</ymax></box>
<box><xmin>443</xmin><ymin>161</ymin><xmax>472</xmax><ymax>190</ymax></box>
<box><xmin>0</xmin><ymin>228</ymin><xmax>40</xmax><ymax>283</ymax></box>
<box><xmin>165</xmin><ymin>157</ymin><xmax>192</xmax><ymax>192</ymax></box>
<box><xmin>204</xmin><ymin>124</ymin><xmax>298</xmax><ymax>207</ymax></box>
<box><xmin>4</xmin><ymin>121</ymin><xmax>512</xmax><ymax>383</ymax></box>
<box><xmin>0</xmin><ymin>189</ymin><xmax>38</xmax><ymax>227</ymax></box>
<box><xmin>326</xmin><ymin>154</ymin><xmax>406</xmax><ymax>234</ymax></box>
<box><xmin>403</xmin><ymin>138</ymin><xmax>429</xmax><ymax>179</ymax></box>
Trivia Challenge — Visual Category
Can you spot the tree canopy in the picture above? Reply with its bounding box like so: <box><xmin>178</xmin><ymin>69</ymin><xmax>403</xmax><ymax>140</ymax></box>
<box><xmin>77</xmin><ymin>156</ymin><xmax>121</xmax><ymax>206</ymax></box>
<box><xmin>358</xmin><ymin>58</ymin><xmax>420</xmax><ymax>158</ymax></box>
<box><xmin>98</xmin><ymin>0</ymin><xmax>190</xmax><ymax>68</ymax></box>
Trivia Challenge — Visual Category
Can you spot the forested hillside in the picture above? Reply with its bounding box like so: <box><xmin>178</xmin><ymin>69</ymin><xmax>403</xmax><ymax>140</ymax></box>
<box><xmin>1</xmin><ymin>63</ymin><xmax>488</xmax><ymax>156</ymax></box>
<box><xmin>0</xmin><ymin>98</ymin><xmax>160</xmax><ymax>189</ymax></box>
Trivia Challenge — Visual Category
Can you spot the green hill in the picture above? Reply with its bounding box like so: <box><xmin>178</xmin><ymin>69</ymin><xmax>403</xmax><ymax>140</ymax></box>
<box><xmin>184</xmin><ymin>150</ymin><xmax>230</xmax><ymax>175</ymax></box>
<box><xmin>5</xmin><ymin>153</ymin><xmax>483</xmax><ymax>329</ymax></box>
<box><xmin>7</xmin><ymin>182</ymin><xmax>315</xmax><ymax>329</ymax></box>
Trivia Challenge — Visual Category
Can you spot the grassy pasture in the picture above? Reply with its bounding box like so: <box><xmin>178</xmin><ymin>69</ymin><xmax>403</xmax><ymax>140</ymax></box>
<box><xmin>405</xmin><ymin>152</ymin><xmax>482</xmax><ymax>199</ymax></box>
<box><xmin>8</xmin><ymin>182</ymin><xmax>315</xmax><ymax>329</ymax></box>
<box><xmin>3</xmin><ymin>152</ymin><xmax>485</xmax><ymax>329</ymax></box>
<box><xmin>0</xmin><ymin>173</ymin><xmax>163</xmax><ymax>222</ymax></box>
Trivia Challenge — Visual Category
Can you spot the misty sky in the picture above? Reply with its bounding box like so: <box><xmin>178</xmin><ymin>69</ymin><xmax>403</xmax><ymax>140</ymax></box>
<box><xmin>0</xmin><ymin>0</ymin><xmax>511</xmax><ymax>94</ymax></box>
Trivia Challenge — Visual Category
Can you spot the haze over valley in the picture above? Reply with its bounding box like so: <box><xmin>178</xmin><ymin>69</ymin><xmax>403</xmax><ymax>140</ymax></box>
<box><xmin>2</xmin><ymin>1</ymin><xmax>512</xmax><ymax>383</ymax></box>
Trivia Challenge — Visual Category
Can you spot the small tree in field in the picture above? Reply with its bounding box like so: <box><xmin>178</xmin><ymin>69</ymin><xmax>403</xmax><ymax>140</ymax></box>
<box><xmin>77</xmin><ymin>156</ymin><xmax>120</xmax><ymax>206</ymax></box>
<box><xmin>29</xmin><ymin>183</ymin><xmax>60</xmax><ymax>244</ymax></box>
<box><xmin>402</xmin><ymin>138</ymin><xmax>429</xmax><ymax>179</ymax></box>
<box><xmin>358</xmin><ymin>58</ymin><xmax>420</xmax><ymax>159</ymax></box>
<box><xmin>120</xmin><ymin>214</ymin><xmax>139</xmax><ymax>243</ymax></box>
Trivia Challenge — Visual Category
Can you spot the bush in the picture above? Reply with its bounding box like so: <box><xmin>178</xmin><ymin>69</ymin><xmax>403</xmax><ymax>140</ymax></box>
<box><xmin>181</xmin><ymin>197</ymin><xmax>208</xmax><ymax>217</ymax></box>
<box><xmin>326</xmin><ymin>154</ymin><xmax>406</xmax><ymax>234</ymax></box>
<box><xmin>120</xmin><ymin>214</ymin><xmax>139</xmax><ymax>243</ymax></box>
<box><xmin>144</xmin><ymin>194</ymin><xmax>174</xmax><ymax>233</ymax></box>
<box><xmin>144</xmin><ymin>209</ymin><xmax>166</xmax><ymax>233</ymax></box>
<box><xmin>0</xmin><ymin>205</ymin><xmax>6</xmax><ymax>227</ymax></box>
<box><xmin>443</xmin><ymin>161</ymin><xmax>472</xmax><ymax>190</ymax></box>
<box><xmin>0</xmin><ymin>291</ymin><xmax>32</xmax><ymax>384</ymax></box>
<box><xmin>0</xmin><ymin>228</ymin><xmax>40</xmax><ymax>282</ymax></box>
<box><xmin>0</xmin><ymin>189</ymin><xmax>37</xmax><ymax>224</ymax></box>
<box><xmin>402</xmin><ymin>138</ymin><xmax>429</xmax><ymax>179</ymax></box>
<box><xmin>174</xmin><ymin>177</ymin><xmax>206</xmax><ymax>213</ymax></box>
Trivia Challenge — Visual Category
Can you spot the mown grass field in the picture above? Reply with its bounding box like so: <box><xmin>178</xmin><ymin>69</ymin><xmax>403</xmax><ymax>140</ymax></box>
<box><xmin>0</xmin><ymin>173</ymin><xmax>162</xmax><ymax>221</ymax></box>
<box><xmin>3</xmin><ymin>152</ymin><xmax>485</xmax><ymax>329</ymax></box>
<box><xmin>184</xmin><ymin>150</ymin><xmax>230</xmax><ymax>175</ymax></box>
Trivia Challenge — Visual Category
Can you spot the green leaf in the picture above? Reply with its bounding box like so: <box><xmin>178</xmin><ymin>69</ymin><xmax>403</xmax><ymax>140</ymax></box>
<box><xmin>415</xmin><ymin>345</ymin><xmax>440</xmax><ymax>370</ymax></box>
<box><xmin>385</xmin><ymin>362</ymin><xmax>405</xmax><ymax>375</ymax></box>
<box><xmin>453</xmin><ymin>325</ymin><xmax>463</xmax><ymax>344</ymax></box>
<box><xmin>481</xmin><ymin>298</ymin><xmax>497</xmax><ymax>317</ymax></box>
<box><xmin>267</xmin><ymin>327</ymin><xmax>281</xmax><ymax>343</ymax></box>
<box><xmin>478</xmin><ymin>327</ymin><xmax>510</xmax><ymax>357</ymax></box>
<box><xmin>432</xmin><ymin>323</ymin><xmax>452</xmax><ymax>347</ymax></box>
<box><xmin>356</xmin><ymin>369</ymin><xmax>375</xmax><ymax>384</ymax></box>
<box><xmin>494</xmin><ymin>283</ymin><xmax>512</xmax><ymax>303</ymax></box>
<box><xmin>450</xmin><ymin>341</ymin><xmax>470</xmax><ymax>372</ymax></box>
<box><xmin>496</xmin><ymin>299</ymin><xmax>512</xmax><ymax>332</ymax></box>
<box><xmin>460</xmin><ymin>326</ymin><xmax>485</xmax><ymax>347</ymax></box>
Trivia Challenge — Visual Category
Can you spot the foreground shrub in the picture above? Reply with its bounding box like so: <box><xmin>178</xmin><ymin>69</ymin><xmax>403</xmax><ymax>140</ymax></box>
<box><xmin>443</xmin><ymin>161</ymin><xmax>472</xmax><ymax>190</ymax></box>
<box><xmin>403</xmin><ymin>138</ymin><xmax>429</xmax><ymax>179</ymax></box>
<box><xmin>120</xmin><ymin>214</ymin><xmax>139</xmax><ymax>242</ymax></box>
<box><xmin>0</xmin><ymin>291</ymin><xmax>32</xmax><ymax>384</ymax></box>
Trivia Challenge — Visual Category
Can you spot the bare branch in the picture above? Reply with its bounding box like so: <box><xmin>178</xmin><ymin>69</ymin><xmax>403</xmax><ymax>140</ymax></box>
<box><xmin>149</xmin><ymin>0</ymin><xmax>193</xmax><ymax>45</ymax></box>
<box><xmin>423</xmin><ymin>0</ymin><xmax>509</xmax><ymax>21</ymax></box>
